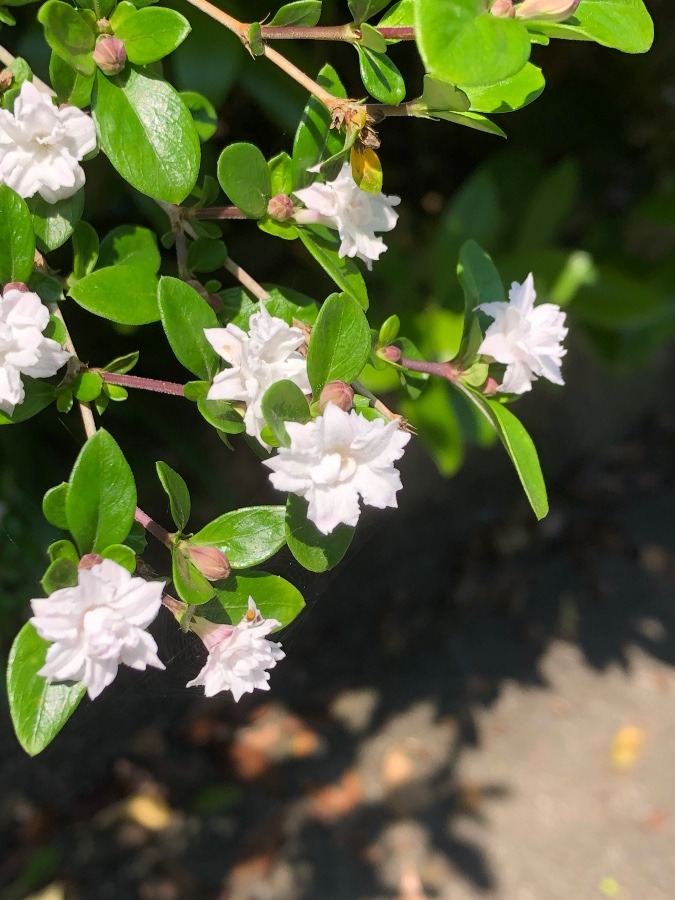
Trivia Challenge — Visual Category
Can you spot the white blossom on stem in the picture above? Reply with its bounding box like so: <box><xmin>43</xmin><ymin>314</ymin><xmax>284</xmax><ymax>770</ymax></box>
<box><xmin>0</xmin><ymin>285</ymin><xmax>71</xmax><ymax>416</ymax></box>
<box><xmin>478</xmin><ymin>273</ymin><xmax>568</xmax><ymax>395</ymax></box>
<box><xmin>186</xmin><ymin>598</ymin><xmax>285</xmax><ymax>701</ymax></box>
<box><xmin>293</xmin><ymin>164</ymin><xmax>400</xmax><ymax>270</ymax></box>
<box><xmin>0</xmin><ymin>80</ymin><xmax>97</xmax><ymax>204</ymax></box>
<box><xmin>264</xmin><ymin>402</ymin><xmax>410</xmax><ymax>535</ymax></box>
<box><xmin>30</xmin><ymin>559</ymin><xmax>165</xmax><ymax>701</ymax></box>
<box><xmin>204</xmin><ymin>303</ymin><xmax>310</xmax><ymax>446</ymax></box>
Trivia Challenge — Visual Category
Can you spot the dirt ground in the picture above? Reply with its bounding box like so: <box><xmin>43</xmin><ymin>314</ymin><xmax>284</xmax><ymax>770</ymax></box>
<box><xmin>2</xmin><ymin>338</ymin><xmax>675</xmax><ymax>900</ymax></box>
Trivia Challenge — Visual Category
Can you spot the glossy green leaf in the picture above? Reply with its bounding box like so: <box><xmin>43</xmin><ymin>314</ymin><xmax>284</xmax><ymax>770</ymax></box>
<box><xmin>172</xmin><ymin>549</ymin><xmax>215</xmax><ymax>605</ymax></box>
<box><xmin>220</xmin><ymin>284</ymin><xmax>320</xmax><ymax>328</ymax></box>
<box><xmin>415</xmin><ymin>0</ymin><xmax>530</xmax><ymax>87</ymax></box>
<box><xmin>529</xmin><ymin>0</ymin><xmax>653</xmax><ymax>54</ymax></box>
<box><xmin>191</xmin><ymin>506</ymin><xmax>287</xmax><ymax>569</ymax></box>
<box><xmin>41</xmin><ymin>556</ymin><xmax>78</xmax><ymax>594</ymax></box>
<box><xmin>179</xmin><ymin>90</ymin><xmax>218</xmax><ymax>142</ymax></box>
<box><xmin>269</xmin><ymin>0</ymin><xmax>322</xmax><ymax>26</ymax></box>
<box><xmin>43</xmin><ymin>482</ymin><xmax>68</xmax><ymax>529</ymax></box>
<box><xmin>8</xmin><ymin>622</ymin><xmax>85</xmax><ymax>756</ymax></box>
<box><xmin>98</xmin><ymin>224</ymin><xmax>160</xmax><ymax>271</ymax></box>
<box><xmin>285</xmin><ymin>493</ymin><xmax>354</xmax><ymax>572</ymax></box>
<box><xmin>72</xmin><ymin>372</ymin><xmax>103</xmax><ymax>403</ymax></box>
<box><xmin>28</xmin><ymin>189</ymin><xmax>85</xmax><ymax>252</ymax></box>
<box><xmin>358</xmin><ymin>22</ymin><xmax>388</xmax><ymax>52</ymax></box>
<box><xmin>102</xmin><ymin>351</ymin><xmax>139</xmax><ymax>374</ymax></box>
<box><xmin>356</xmin><ymin>45</ymin><xmax>406</xmax><ymax>104</ymax></box>
<box><xmin>261</xmin><ymin>380</ymin><xmax>311</xmax><ymax>447</ymax></box>
<box><xmin>71</xmin><ymin>221</ymin><xmax>99</xmax><ymax>281</ymax></box>
<box><xmin>349</xmin><ymin>0</ymin><xmax>391</xmax><ymax>23</ymax></box>
<box><xmin>48</xmin><ymin>539</ymin><xmax>79</xmax><ymax>563</ymax></box>
<box><xmin>157</xmin><ymin>276</ymin><xmax>220</xmax><ymax>380</ymax></box>
<box><xmin>113</xmin><ymin>7</ymin><xmax>191</xmax><ymax>64</ymax></box>
<box><xmin>456</xmin><ymin>239</ymin><xmax>503</xmax><ymax>364</ymax></box>
<box><xmin>156</xmin><ymin>460</ymin><xmax>191</xmax><ymax>532</ymax></box>
<box><xmin>378</xmin><ymin>0</ymin><xmax>414</xmax><ymax>31</ymax></box>
<box><xmin>0</xmin><ymin>378</ymin><xmax>55</xmax><ymax>426</ymax></box>
<box><xmin>307</xmin><ymin>292</ymin><xmax>371</xmax><ymax>394</ymax></box>
<box><xmin>101</xmin><ymin>543</ymin><xmax>137</xmax><ymax>572</ymax></box>
<box><xmin>430</xmin><ymin>109</ymin><xmax>506</xmax><ymax>137</ymax></box>
<box><xmin>216</xmin><ymin>571</ymin><xmax>305</xmax><ymax>629</ymax></box>
<box><xmin>49</xmin><ymin>52</ymin><xmax>94</xmax><ymax>107</ymax></box>
<box><xmin>217</xmin><ymin>142</ymin><xmax>271</xmax><ymax>219</ymax></box>
<box><xmin>38</xmin><ymin>0</ymin><xmax>97</xmax><ymax>76</ymax></box>
<box><xmin>299</xmin><ymin>226</ymin><xmax>369</xmax><ymax>309</ymax></box>
<box><xmin>187</xmin><ymin>237</ymin><xmax>227</xmax><ymax>273</ymax></box>
<box><xmin>420</xmin><ymin>75</ymin><xmax>471</xmax><ymax>112</ymax></box>
<box><xmin>463</xmin><ymin>62</ymin><xmax>545</xmax><ymax>113</ymax></box>
<box><xmin>197</xmin><ymin>397</ymin><xmax>246</xmax><ymax>434</ymax></box>
<box><xmin>0</xmin><ymin>185</ymin><xmax>35</xmax><ymax>284</ymax></box>
<box><xmin>268</xmin><ymin>151</ymin><xmax>294</xmax><ymax>196</ymax></box>
<box><xmin>292</xmin><ymin>64</ymin><xmax>348</xmax><ymax>189</ymax></box>
<box><xmin>66</xmin><ymin>429</ymin><xmax>137</xmax><ymax>554</ymax></box>
<box><xmin>68</xmin><ymin>265</ymin><xmax>159</xmax><ymax>325</ymax></box>
<box><xmin>92</xmin><ymin>67</ymin><xmax>200</xmax><ymax>203</ymax></box>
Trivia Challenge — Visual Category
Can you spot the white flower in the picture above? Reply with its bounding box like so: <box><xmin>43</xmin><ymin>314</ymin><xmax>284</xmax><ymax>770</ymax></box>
<box><xmin>0</xmin><ymin>80</ymin><xmax>97</xmax><ymax>204</ymax></box>
<box><xmin>0</xmin><ymin>286</ymin><xmax>71</xmax><ymax>416</ymax></box>
<box><xmin>478</xmin><ymin>273</ymin><xmax>568</xmax><ymax>395</ymax></box>
<box><xmin>30</xmin><ymin>559</ymin><xmax>165</xmax><ymax>700</ymax></box>
<box><xmin>186</xmin><ymin>598</ymin><xmax>285</xmax><ymax>701</ymax></box>
<box><xmin>263</xmin><ymin>402</ymin><xmax>410</xmax><ymax>535</ymax></box>
<box><xmin>204</xmin><ymin>303</ymin><xmax>310</xmax><ymax>446</ymax></box>
<box><xmin>293</xmin><ymin>163</ymin><xmax>400</xmax><ymax>270</ymax></box>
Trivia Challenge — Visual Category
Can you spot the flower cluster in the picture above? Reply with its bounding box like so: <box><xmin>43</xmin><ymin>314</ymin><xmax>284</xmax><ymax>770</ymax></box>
<box><xmin>205</xmin><ymin>304</ymin><xmax>310</xmax><ymax>446</ymax></box>
<box><xmin>294</xmin><ymin>164</ymin><xmax>400</xmax><ymax>270</ymax></box>
<box><xmin>478</xmin><ymin>274</ymin><xmax>568</xmax><ymax>395</ymax></box>
<box><xmin>0</xmin><ymin>80</ymin><xmax>96</xmax><ymax>204</ymax></box>
<box><xmin>0</xmin><ymin>285</ymin><xmax>71</xmax><ymax>416</ymax></box>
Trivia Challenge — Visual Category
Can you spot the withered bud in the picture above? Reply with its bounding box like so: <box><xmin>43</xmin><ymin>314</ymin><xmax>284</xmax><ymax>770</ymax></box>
<box><xmin>93</xmin><ymin>36</ymin><xmax>127</xmax><ymax>75</ymax></box>
<box><xmin>490</xmin><ymin>0</ymin><xmax>516</xmax><ymax>16</ymax></box>
<box><xmin>318</xmin><ymin>380</ymin><xmax>354</xmax><ymax>413</ymax></box>
<box><xmin>483</xmin><ymin>377</ymin><xmax>500</xmax><ymax>397</ymax></box>
<box><xmin>3</xmin><ymin>281</ymin><xmax>29</xmax><ymax>293</ymax></box>
<box><xmin>514</xmin><ymin>0</ymin><xmax>580</xmax><ymax>20</ymax></box>
<box><xmin>0</xmin><ymin>69</ymin><xmax>13</xmax><ymax>92</ymax></box>
<box><xmin>267</xmin><ymin>193</ymin><xmax>295</xmax><ymax>221</ymax></box>
<box><xmin>79</xmin><ymin>553</ymin><xmax>104</xmax><ymax>570</ymax></box>
<box><xmin>96</xmin><ymin>17</ymin><xmax>113</xmax><ymax>34</ymax></box>
<box><xmin>186</xmin><ymin>544</ymin><xmax>231</xmax><ymax>582</ymax></box>
<box><xmin>380</xmin><ymin>345</ymin><xmax>402</xmax><ymax>364</ymax></box>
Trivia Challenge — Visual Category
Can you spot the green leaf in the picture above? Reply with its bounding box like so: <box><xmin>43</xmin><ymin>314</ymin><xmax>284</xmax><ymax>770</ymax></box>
<box><xmin>358</xmin><ymin>22</ymin><xmax>387</xmax><ymax>52</ymax></box>
<box><xmin>124</xmin><ymin>521</ymin><xmax>147</xmax><ymax>554</ymax></box>
<box><xmin>172</xmin><ymin>549</ymin><xmax>215</xmax><ymax>605</ymax></box>
<box><xmin>415</xmin><ymin>0</ymin><xmax>530</xmax><ymax>87</ymax></box>
<box><xmin>101</xmin><ymin>543</ymin><xmax>137</xmax><ymax>572</ymax></box>
<box><xmin>292</xmin><ymin>64</ymin><xmax>348</xmax><ymax>189</ymax></box>
<box><xmin>378</xmin><ymin>0</ymin><xmax>414</xmax><ymax>32</ymax></box>
<box><xmin>268</xmin><ymin>151</ymin><xmax>294</xmax><ymax>196</ymax></box>
<box><xmin>71</xmin><ymin>221</ymin><xmax>99</xmax><ymax>281</ymax></box>
<box><xmin>269</xmin><ymin>0</ymin><xmax>322</xmax><ymax>26</ymax></box>
<box><xmin>92</xmin><ymin>66</ymin><xmax>200</xmax><ymax>204</ymax></box>
<box><xmin>356</xmin><ymin>45</ymin><xmax>406</xmax><ymax>104</ymax></box>
<box><xmin>113</xmin><ymin>7</ymin><xmax>191</xmax><ymax>64</ymax></box>
<box><xmin>179</xmin><ymin>90</ymin><xmax>218</xmax><ymax>142</ymax></box>
<box><xmin>261</xmin><ymin>380</ymin><xmax>311</xmax><ymax>446</ymax></box>
<box><xmin>157</xmin><ymin>276</ymin><xmax>220</xmax><ymax>379</ymax></box>
<box><xmin>349</xmin><ymin>0</ymin><xmax>391</xmax><ymax>23</ymax></box>
<box><xmin>216</xmin><ymin>571</ymin><xmax>305</xmax><ymax>629</ymax></box>
<box><xmin>299</xmin><ymin>226</ymin><xmax>369</xmax><ymax>309</ymax></box>
<box><xmin>463</xmin><ymin>62</ymin><xmax>545</xmax><ymax>113</ymax></box>
<box><xmin>197</xmin><ymin>397</ymin><xmax>246</xmax><ymax>434</ymax></box>
<box><xmin>48</xmin><ymin>539</ymin><xmax>79</xmax><ymax>563</ymax></box>
<box><xmin>528</xmin><ymin>0</ymin><xmax>653</xmax><ymax>54</ymax></box>
<box><xmin>0</xmin><ymin>378</ymin><xmax>55</xmax><ymax>426</ymax></box>
<box><xmin>187</xmin><ymin>237</ymin><xmax>227</xmax><ymax>273</ymax></box>
<box><xmin>217</xmin><ymin>142</ymin><xmax>271</xmax><ymax>220</ymax></box>
<box><xmin>68</xmin><ymin>265</ymin><xmax>159</xmax><ymax>325</ymax></box>
<box><xmin>66</xmin><ymin>429</ymin><xmax>137</xmax><ymax>554</ymax></box>
<box><xmin>156</xmin><ymin>460</ymin><xmax>191</xmax><ymax>532</ymax></box>
<box><xmin>38</xmin><ymin>0</ymin><xmax>97</xmax><ymax>76</ymax></box>
<box><xmin>28</xmin><ymin>189</ymin><xmax>85</xmax><ymax>252</ymax></box>
<box><xmin>98</xmin><ymin>224</ymin><xmax>160</xmax><ymax>271</ymax></box>
<box><xmin>456</xmin><ymin>239</ymin><xmax>503</xmax><ymax>363</ymax></box>
<box><xmin>72</xmin><ymin>371</ymin><xmax>103</xmax><ymax>402</ymax></box>
<box><xmin>220</xmin><ymin>283</ymin><xmax>320</xmax><ymax>328</ymax></box>
<box><xmin>0</xmin><ymin>185</ymin><xmax>35</xmax><ymax>284</ymax></box>
<box><xmin>8</xmin><ymin>622</ymin><xmax>85</xmax><ymax>756</ymax></box>
<box><xmin>43</xmin><ymin>482</ymin><xmax>68</xmax><ymax>529</ymax></box>
<box><xmin>49</xmin><ymin>52</ymin><xmax>94</xmax><ymax>107</ymax></box>
<box><xmin>420</xmin><ymin>75</ymin><xmax>471</xmax><ymax>112</ymax></box>
<box><xmin>102</xmin><ymin>351</ymin><xmax>139</xmax><ymax>374</ymax></box>
<box><xmin>307</xmin><ymin>292</ymin><xmax>371</xmax><ymax>394</ymax></box>
<box><xmin>191</xmin><ymin>506</ymin><xmax>287</xmax><ymax>569</ymax></box>
<box><xmin>430</xmin><ymin>109</ymin><xmax>506</xmax><ymax>137</ymax></box>
<box><xmin>41</xmin><ymin>556</ymin><xmax>78</xmax><ymax>594</ymax></box>
<box><xmin>285</xmin><ymin>493</ymin><xmax>354</xmax><ymax>572</ymax></box>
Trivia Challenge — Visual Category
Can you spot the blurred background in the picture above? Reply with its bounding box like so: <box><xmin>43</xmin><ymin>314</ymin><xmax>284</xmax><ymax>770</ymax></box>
<box><xmin>2</xmin><ymin>0</ymin><xmax>675</xmax><ymax>896</ymax></box>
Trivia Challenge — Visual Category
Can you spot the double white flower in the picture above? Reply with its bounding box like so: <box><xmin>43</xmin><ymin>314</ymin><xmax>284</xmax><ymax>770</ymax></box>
<box><xmin>478</xmin><ymin>273</ymin><xmax>568</xmax><ymax>395</ymax></box>
<box><xmin>0</xmin><ymin>286</ymin><xmax>71</xmax><ymax>416</ymax></box>
<box><xmin>187</xmin><ymin>598</ymin><xmax>285</xmax><ymax>701</ymax></box>
<box><xmin>204</xmin><ymin>304</ymin><xmax>311</xmax><ymax>446</ymax></box>
<box><xmin>0</xmin><ymin>80</ymin><xmax>96</xmax><ymax>204</ymax></box>
<box><xmin>30</xmin><ymin>559</ymin><xmax>165</xmax><ymax>701</ymax></box>
<box><xmin>294</xmin><ymin>164</ymin><xmax>400</xmax><ymax>270</ymax></box>
<box><xmin>264</xmin><ymin>402</ymin><xmax>410</xmax><ymax>535</ymax></box>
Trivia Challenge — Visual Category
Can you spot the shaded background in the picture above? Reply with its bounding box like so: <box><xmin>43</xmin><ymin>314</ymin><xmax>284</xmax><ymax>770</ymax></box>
<box><xmin>2</xmin><ymin>0</ymin><xmax>675</xmax><ymax>896</ymax></box>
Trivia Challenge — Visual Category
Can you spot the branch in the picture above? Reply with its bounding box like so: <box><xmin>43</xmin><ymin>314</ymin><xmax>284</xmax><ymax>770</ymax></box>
<box><xmin>260</xmin><ymin>25</ymin><xmax>415</xmax><ymax>42</ymax></box>
<box><xmin>99</xmin><ymin>372</ymin><xmax>186</xmax><ymax>397</ymax></box>
<box><xmin>195</xmin><ymin>206</ymin><xmax>248</xmax><ymax>220</ymax></box>
<box><xmin>51</xmin><ymin>304</ymin><xmax>96</xmax><ymax>440</ymax></box>
<box><xmin>0</xmin><ymin>44</ymin><xmax>55</xmax><ymax>96</ymax></box>
<box><xmin>224</xmin><ymin>257</ymin><xmax>270</xmax><ymax>302</ymax></box>
<box><xmin>135</xmin><ymin>506</ymin><xmax>173</xmax><ymax>547</ymax></box>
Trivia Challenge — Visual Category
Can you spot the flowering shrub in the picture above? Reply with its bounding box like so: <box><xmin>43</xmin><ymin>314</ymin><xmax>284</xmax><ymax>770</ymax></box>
<box><xmin>0</xmin><ymin>0</ymin><xmax>653</xmax><ymax>754</ymax></box>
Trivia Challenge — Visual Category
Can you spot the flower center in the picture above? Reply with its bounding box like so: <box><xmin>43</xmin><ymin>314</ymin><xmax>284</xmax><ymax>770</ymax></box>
<box><xmin>313</xmin><ymin>451</ymin><xmax>357</xmax><ymax>486</ymax></box>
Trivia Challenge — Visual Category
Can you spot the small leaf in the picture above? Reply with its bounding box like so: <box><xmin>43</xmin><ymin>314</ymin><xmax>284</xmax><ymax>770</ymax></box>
<box><xmin>356</xmin><ymin>45</ymin><xmax>405</xmax><ymax>104</ymax></box>
<box><xmin>269</xmin><ymin>0</ymin><xmax>322</xmax><ymax>26</ymax></box>
<box><xmin>198</xmin><ymin>397</ymin><xmax>246</xmax><ymax>434</ymax></box>
<box><xmin>463</xmin><ymin>62</ymin><xmax>545</xmax><ymax>114</ymax></box>
<box><xmin>350</xmin><ymin>145</ymin><xmax>383</xmax><ymax>194</ymax></box>
<box><xmin>28</xmin><ymin>188</ymin><xmax>84</xmax><ymax>252</ymax></box>
<box><xmin>157</xmin><ymin>276</ymin><xmax>220</xmax><ymax>380</ymax></box>
<box><xmin>187</xmin><ymin>237</ymin><xmax>227</xmax><ymax>273</ymax></box>
<box><xmin>261</xmin><ymin>380</ymin><xmax>311</xmax><ymax>447</ymax></box>
<box><xmin>358</xmin><ymin>22</ymin><xmax>387</xmax><ymax>52</ymax></box>
<box><xmin>179</xmin><ymin>90</ymin><xmax>218</xmax><ymax>142</ymax></box>
<box><xmin>101</xmin><ymin>543</ymin><xmax>137</xmax><ymax>572</ymax></box>
<box><xmin>430</xmin><ymin>109</ymin><xmax>506</xmax><ymax>137</ymax></box>
<box><xmin>292</xmin><ymin>64</ymin><xmax>348</xmax><ymax>189</ymax></box>
<box><xmin>38</xmin><ymin>0</ymin><xmax>97</xmax><ymax>76</ymax></box>
<box><xmin>349</xmin><ymin>0</ymin><xmax>391</xmax><ymax>24</ymax></box>
<box><xmin>217</xmin><ymin>142</ymin><xmax>271</xmax><ymax>219</ymax></box>
<box><xmin>172</xmin><ymin>548</ymin><xmax>216</xmax><ymax>605</ymax></box>
<box><xmin>113</xmin><ymin>7</ymin><xmax>191</xmax><ymax>65</ymax></box>
<box><xmin>285</xmin><ymin>493</ymin><xmax>354</xmax><ymax>572</ymax></box>
<box><xmin>72</xmin><ymin>372</ymin><xmax>103</xmax><ymax>403</ymax></box>
<box><xmin>49</xmin><ymin>52</ymin><xmax>94</xmax><ymax>107</ymax></box>
<box><xmin>299</xmin><ymin>226</ymin><xmax>369</xmax><ymax>309</ymax></box>
<box><xmin>71</xmin><ymin>220</ymin><xmax>99</xmax><ymax>281</ymax></box>
<box><xmin>43</xmin><ymin>483</ymin><xmax>69</xmax><ymax>529</ymax></box>
<box><xmin>41</xmin><ymin>557</ymin><xmax>79</xmax><ymax>594</ymax></box>
<box><xmin>7</xmin><ymin>622</ymin><xmax>85</xmax><ymax>756</ymax></box>
<box><xmin>68</xmin><ymin>265</ymin><xmax>159</xmax><ymax>325</ymax></box>
<box><xmin>191</xmin><ymin>506</ymin><xmax>287</xmax><ymax>569</ymax></box>
<box><xmin>48</xmin><ymin>539</ymin><xmax>79</xmax><ymax>563</ymax></box>
<box><xmin>216</xmin><ymin>571</ymin><xmax>305</xmax><ymax>629</ymax></box>
<box><xmin>420</xmin><ymin>74</ymin><xmax>471</xmax><ymax>112</ymax></box>
<box><xmin>98</xmin><ymin>224</ymin><xmax>160</xmax><ymax>271</ymax></box>
<box><xmin>101</xmin><ymin>351</ymin><xmax>139</xmax><ymax>374</ymax></box>
<box><xmin>307</xmin><ymin>292</ymin><xmax>371</xmax><ymax>394</ymax></box>
<box><xmin>156</xmin><ymin>460</ymin><xmax>191</xmax><ymax>533</ymax></box>
<box><xmin>0</xmin><ymin>184</ymin><xmax>35</xmax><ymax>284</ymax></box>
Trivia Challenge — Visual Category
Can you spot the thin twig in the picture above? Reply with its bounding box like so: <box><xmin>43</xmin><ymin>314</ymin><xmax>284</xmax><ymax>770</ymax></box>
<box><xmin>99</xmin><ymin>372</ymin><xmax>186</xmax><ymax>397</ymax></box>
<box><xmin>195</xmin><ymin>206</ymin><xmax>248</xmax><ymax>220</ymax></box>
<box><xmin>0</xmin><ymin>44</ymin><xmax>55</xmax><ymax>96</ymax></box>
<box><xmin>260</xmin><ymin>24</ymin><xmax>415</xmax><ymax>42</ymax></box>
<box><xmin>135</xmin><ymin>506</ymin><xmax>173</xmax><ymax>547</ymax></box>
<box><xmin>224</xmin><ymin>257</ymin><xmax>270</xmax><ymax>301</ymax></box>
<box><xmin>51</xmin><ymin>304</ymin><xmax>96</xmax><ymax>439</ymax></box>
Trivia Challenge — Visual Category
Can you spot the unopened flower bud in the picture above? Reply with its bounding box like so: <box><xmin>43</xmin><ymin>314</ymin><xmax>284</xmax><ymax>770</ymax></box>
<box><xmin>482</xmin><ymin>377</ymin><xmax>500</xmax><ymax>397</ymax></box>
<box><xmin>318</xmin><ymin>380</ymin><xmax>354</xmax><ymax>413</ymax></box>
<box><xmin>93</xmin><ymin>36</ymin><xmax>126</xmax><ymax>75</ymax></box>
<box><xmin>267</xmin><ymin>193</ymin><xmax>295</xmax><ymax>221</ymax></box>
<box><xmin>515</xmin><ymin>0</ymin><xmax>579</xmax><ymax>21</ymax></box>
<box><xmin>0</xmin><ymin>69</ymin><xmax>13</xmax><ymax>92</ymax></box>
<box><xmin>3</xmin><ymin>281</ymin><xmax>29</xmax><ymax>293</ymax></box>
<box><xmin>491</xmin><ymin>0</ymin><xmax>516</xmax><ymax>16</ymax></box>
<box><xmin>79</xmin><ymin>553</ymin><xmax>104</xmax><ymax>570</ymax></box>
<box><xmin>96</xmin><ymin>17</ymin><xmax>113</xmax><ymax>34</ymax></box>
<box><xmin>379</xmin><ymin>345</ymin><xmax>402</xmax><ymax>364</ymax></box>
<box><xmin>186</xmin><ymin>544</ymin><xmax>231</xmax><ymax>581</ymax></box>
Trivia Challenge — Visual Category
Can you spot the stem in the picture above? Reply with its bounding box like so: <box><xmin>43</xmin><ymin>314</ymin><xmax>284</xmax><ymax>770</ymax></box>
<box><xmin>51</xmin><ymin>305</ymin><xmax>97</xmax><ymax>440</ymax></box>
<box><xmin>100</xmin><ymin>372</ymin><xmax>186</xmax><ymax>397</ymax></box>
<box><xmin>260</xmin><ymin>25</ymin><xmax>415</xmax><ymax>42</ymax></box>
<box><xmin>352</xmin><ymin>379</ymin><xmax>410</xmax><ymax>429</ymax></box>
<box><xmin>135</xmin><ymin>507</ymin><xmax>173</xmax><ymax>548</ymax></box>
<box><xmin>175</xmin><ymin>229</ymin><xmax>189</xmax><ymax>280</ymax></box>
<box><xmin>0</xmin><ymin>44</ymin><xmax>55</xmax><ymax>96</ymax></box>
<box><xmin>196</xmin><ymin>206</ymin><xmax>248</xmax><ymax>220</ymax></box>
<box><xmin>367</xmin><ymin>101</ymin><xmax>418</xmax><ymax>120</ymax></box>
<box><xmin>398</xmin><ymin>355</ymin><xmax>462</xmax><ymax>382</ymax></box>
<box><xmin>224</xmin><ymin>257</ymin><xmax>270</xmax><ymax>302</ymax></box>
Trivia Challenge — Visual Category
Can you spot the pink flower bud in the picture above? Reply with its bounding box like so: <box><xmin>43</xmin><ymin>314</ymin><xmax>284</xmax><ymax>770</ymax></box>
<box><xmin>79</xmin><ymin>553</ymin><xmax>104</xmax><ymax>570</ymax></box>
<box><xmin>189</xmin><ymin>615</ymin><xmax>235</xmax><ymax>651</ymax></box>
<box><xmin>3</xmin><ymin>281</ymin><xmax>29</xmax><ymax>293</ymax></box>
<box><xmin>186</xmin><ymin>544</ymin><xmax>231</xmax><ymax>582</ymax></box>
<box><xmin>96</xmin><ymin>17</ymin><xmax>113</xmax><ymax>34</ymax></box>
<box><xmin>267</xmin><ymin>193</ymin><xmax>295</xmax><ymax>221</ymax></box>
<box><xmin>379</xmin><ymin>345</ymin><xmax>402</xmax><ymax>364</ymax></box>
<box><xmin>318</xmin><ymin>380</ymin><xmax>354</xmax><ymax>413</ymax></box>
<box><xmin>515</xmin><ymin>0</ymin><xmax>580</xmax><ymax>21</ymax></box>
<box><xmin>93</xmin><ymin>36</ymin><xmax>127</xmax><ymax>75</ymax></box>
<box><xmin>483</xmin><ymin>377</ymin><xmax>500</xmax><ymax>397</ymax></box>
<box><xmin>491</xmin><ymin>0</ymin><xmax>516</xmax><ymax>16</ymax></box>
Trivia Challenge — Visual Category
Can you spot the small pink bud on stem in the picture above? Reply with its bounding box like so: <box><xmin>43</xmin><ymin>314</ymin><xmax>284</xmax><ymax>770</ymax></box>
<box><xmin>93</xmin><ymin>36</ymin><xmax>127</xmax><ymax>75</ymax></box>
<box><xmin>318</xmin><ymin>380</ymin><xmax>354</xmax><ymax>413</ymax></box>
<box><xmin>514</xmin><ymin>0</ymin><xmax>580</xmax><ymax>21</ymax></box>
<box><xmin>490</xmin><ymin>0</ymin><xmax>516</xmax><ymax>16</ymax></box>
<box><xmin>483</xmin><ymin>377</ymin><xmax>500</xmax><ymax>397</ymax></box>
<box><xmin>3</xmin><ymin>282</ymin><xmax>29</xmax><ymax>293</ymax></box>
<box><xmin>267</xmin><ymin>194</ymin><xmax>295</xmax><ymax>221</ymax></box>
<box><xmin>380</xmin><ymin>345</ymin><xmax>402</xmax><ymax>364</ymax></box>
<box><xmin>186</xmin><ymin>544</ymin><xmax>231</xmax><ymax>581</ymax></box>
<box><xmin>79</xmin><ymin>553</ymin><xmax>104</xmax><ymax>570</ymax></box>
